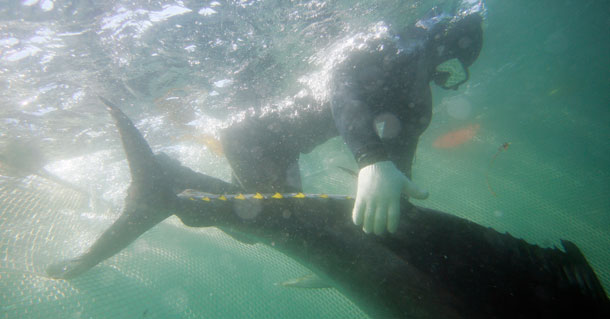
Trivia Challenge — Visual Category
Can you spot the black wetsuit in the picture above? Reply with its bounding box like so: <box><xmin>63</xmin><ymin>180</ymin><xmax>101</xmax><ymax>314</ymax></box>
<box><xmin>220</xmin><ymin>28</ymin><xmax>433</xmax><ymax>193</ymax></box>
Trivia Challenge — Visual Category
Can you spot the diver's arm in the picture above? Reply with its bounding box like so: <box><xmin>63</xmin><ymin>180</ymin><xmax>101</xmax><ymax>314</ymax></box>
<box><xmin>330</xmin><ymin>60</ymin><xmax>427</xmax><ymax>235</ymax></box>
<box><xmin>330</xmin><ymin>69</ymin><xmax>388</xmax><ymax>169</ymax></box>
<box><xmin>383</xmin><ymin>92</ymin><xmax>432</xmax><ymax>179</ymax></box>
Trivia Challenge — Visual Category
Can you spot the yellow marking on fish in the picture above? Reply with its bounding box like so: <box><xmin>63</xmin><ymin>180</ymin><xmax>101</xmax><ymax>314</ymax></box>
<box><xmin>178</xmin><ymin>191</ymin><xmax>354</xmax><ymax>202</ymax></box>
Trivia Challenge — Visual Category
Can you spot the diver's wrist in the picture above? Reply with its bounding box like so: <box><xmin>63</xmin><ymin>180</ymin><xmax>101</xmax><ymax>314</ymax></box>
<box><xmin>355</xmin><ymin>143</ymin><xmax>388</xmax><ymax>169</ymax></box>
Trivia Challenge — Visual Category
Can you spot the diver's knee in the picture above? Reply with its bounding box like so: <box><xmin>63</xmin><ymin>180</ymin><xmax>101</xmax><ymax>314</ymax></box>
<box><xmin>285</xmin><ymin>161</ymin><xmax>302</xmax><ymax>191</ymax></box>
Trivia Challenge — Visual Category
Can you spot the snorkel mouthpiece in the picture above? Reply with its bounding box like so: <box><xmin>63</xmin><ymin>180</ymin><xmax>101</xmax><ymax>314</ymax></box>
<box><xmin>435</xmin><ymin>58</ymin><xmax>469</xmax><ymax>89</ymax></box>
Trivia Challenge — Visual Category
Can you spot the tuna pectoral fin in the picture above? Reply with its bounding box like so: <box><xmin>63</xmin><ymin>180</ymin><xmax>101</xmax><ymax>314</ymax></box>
<box><xmin>276</xmin><ymin>274</ymin><xmax>333</xmax><ymax>289</ymax></box>
<box><xmin>337</xmin><ymin>166</ymin><xmax>358</xmax><ymax>178</ymax></box>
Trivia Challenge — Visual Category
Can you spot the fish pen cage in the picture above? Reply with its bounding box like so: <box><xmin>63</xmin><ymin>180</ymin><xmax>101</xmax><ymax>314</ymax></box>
<box><xmin>1</xmin><ymin>0</ymin><xmax>609</xmax><ymax>318</ymax></box>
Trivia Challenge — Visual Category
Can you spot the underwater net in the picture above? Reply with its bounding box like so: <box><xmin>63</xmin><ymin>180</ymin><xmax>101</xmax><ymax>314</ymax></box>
<box><xmin>2</xmin><ymin>0</ymin><xmax>609</xmax><ymax>317</ymax></box>
<box><xmin>2</xmin><ymin>130</ymin><xmax>609</xmax><ymax>318</ymax></box>
<box><xmin>0</xmin><ymin>169</ymin><xmax>370</xmax><ymax>318</ymax></box>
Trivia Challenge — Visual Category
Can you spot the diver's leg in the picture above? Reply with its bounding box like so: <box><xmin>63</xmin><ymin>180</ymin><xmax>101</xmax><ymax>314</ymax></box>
<box><xmin>228</xmin><ymin>162</ymin><xmax>301</xmax><ymax>193</ymax></box>
<box><xmin>154</xmin><ymin>152</ymin><xmax>241</xmax><ymax>194</ymax></box>
<box><xmin>284</xmin><ymin>160</ymin><xmax>302</xmax><ymax>192</ymax></box>
<box><xmin>220</xmin><ymin>119</ymin><xmax>302</xmax><ymax>193</ymax></box>
<box><xmin>226</xmin><ymin>144</ymin><xmax>302</xmax><ymax>193</ymax></box>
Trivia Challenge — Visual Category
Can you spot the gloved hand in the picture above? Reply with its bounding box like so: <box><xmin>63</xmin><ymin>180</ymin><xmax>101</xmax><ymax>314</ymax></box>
<box><xmin>352</xmin><ymin>161</ymin><xmax>429</xmax><ymax>235</ymax></box>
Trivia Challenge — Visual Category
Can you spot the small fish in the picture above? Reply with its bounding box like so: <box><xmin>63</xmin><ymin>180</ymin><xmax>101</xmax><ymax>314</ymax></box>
<box><xmin>486</xmin><ymin>142</ymin><xmax>511</xmax><ymax>197</ymax></box>
<box><xmin>432</xmin><ymin>124</ymin><xmax>480</xmax><ymax>149</ymax></box>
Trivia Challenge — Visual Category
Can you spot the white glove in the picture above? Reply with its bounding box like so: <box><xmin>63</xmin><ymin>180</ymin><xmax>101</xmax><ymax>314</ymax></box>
<box><xmin>352</xmin><ymin>161</ymin><xmax>429</xmax><ymax>235</ymax></box>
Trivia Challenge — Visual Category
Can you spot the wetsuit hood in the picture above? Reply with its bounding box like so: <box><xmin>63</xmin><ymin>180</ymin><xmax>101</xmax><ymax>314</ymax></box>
<box><xmin>429</xmin><ymin>13</ymin><xmax>483</xmax><ymax>68</ymax></box>
<box><xmin>414</xmin><ymin>9</ymin><xmax>483</xmax><ymax>89</ymax></box>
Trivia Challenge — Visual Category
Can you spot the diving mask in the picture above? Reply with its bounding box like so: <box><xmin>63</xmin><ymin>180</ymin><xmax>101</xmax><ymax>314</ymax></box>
<box><xmin>435</xmin><ymin>58</ymin><xmax>469</xmax><ymax>90</ymax></box>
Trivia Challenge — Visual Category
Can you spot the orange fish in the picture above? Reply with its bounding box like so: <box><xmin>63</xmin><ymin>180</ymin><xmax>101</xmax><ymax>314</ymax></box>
<box><xmin>432</xmin><ymin>124</ymin><xmax>480</xmax><ymax>148</ymax></box>
<box><xmin>176</xmin><ymin>133</ymin><xmax>225</xmax><ymax>157</ymax></box>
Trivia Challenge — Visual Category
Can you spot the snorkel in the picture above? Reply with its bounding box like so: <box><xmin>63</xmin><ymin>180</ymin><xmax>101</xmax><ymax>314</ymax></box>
<box><xmin>418</xmin><ymin>2</ymin><xmax>485</xmax><ymax>90</ymax></box>
<box><xmin>434</xmin><ymin>58</ymin><xmax>470</xmax><ymax>90</ymax></box>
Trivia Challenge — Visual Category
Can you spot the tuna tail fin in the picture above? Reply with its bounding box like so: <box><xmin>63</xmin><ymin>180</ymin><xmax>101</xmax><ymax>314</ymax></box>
<box><xmin>99</xmin><ymin>96</ymin><xmax>164</xmax><ymax>188</ymax></box>
<box><xmin>46</xmin><ymin>98</ymin><xmax>176</xmax><ymax>279</ymax></box>
<box><xmin>98</xmin><ymin>96</ymin><xmax>176</xmax><ymax>211</ymax></box>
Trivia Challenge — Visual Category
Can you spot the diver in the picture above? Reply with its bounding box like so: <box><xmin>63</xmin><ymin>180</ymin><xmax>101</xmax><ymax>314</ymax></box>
<box><xmin>218</xmin><ymin>9</ymin><xmax>484</xmax><ymax>236</ymax></box>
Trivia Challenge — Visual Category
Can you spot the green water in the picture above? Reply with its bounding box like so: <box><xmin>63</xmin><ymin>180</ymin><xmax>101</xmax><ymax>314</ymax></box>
<box><xmin>1</xmin><ymin>0</ymin><xmax>608</xmax><ymax>318</ymax></box>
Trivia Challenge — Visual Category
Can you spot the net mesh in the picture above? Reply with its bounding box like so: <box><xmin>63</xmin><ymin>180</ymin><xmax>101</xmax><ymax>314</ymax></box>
<box><xmin>1</xmin><ymin>130</ymin><xmax>609</xmax><ymax>318</ymax></box>
<box><xmin>0</xmin><ymin>170</ymin><xmax>368</xmax><ymax>318</ymax></box>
